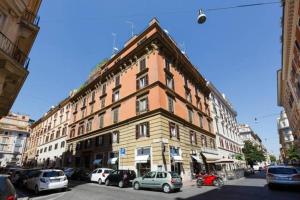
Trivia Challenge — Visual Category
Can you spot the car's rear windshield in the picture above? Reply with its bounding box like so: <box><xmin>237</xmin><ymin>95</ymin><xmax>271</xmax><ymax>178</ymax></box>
<box><xmin>169</xmin><ymin>172</ymin><xmax>180</xmax><ymax>178</ymax></box>
<box><xmin>43</xmin><ymin>171</ymin><xmax>64</xmax><ymax>177</ymax></box>
<box><xmin>268</xmin><ymin>168</ymin><xmax>297</xmax><ymax>174</ymax></box>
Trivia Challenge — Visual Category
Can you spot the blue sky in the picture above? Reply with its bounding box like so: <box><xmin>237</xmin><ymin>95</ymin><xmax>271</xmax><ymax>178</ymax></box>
<box><xmin>12</xmin><ymin>0</ymin><xmax>282</xmax><ymax>156</ymax></box>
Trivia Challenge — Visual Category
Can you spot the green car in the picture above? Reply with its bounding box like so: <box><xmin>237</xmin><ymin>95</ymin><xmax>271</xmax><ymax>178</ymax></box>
<box><xmin>132</xmin><ymin>171</ymin><xmax>182</xmax><ymax>193</ymax></box>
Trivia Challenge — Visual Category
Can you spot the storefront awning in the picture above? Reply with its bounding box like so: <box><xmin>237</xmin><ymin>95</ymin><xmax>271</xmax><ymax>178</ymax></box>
<box><xmin>171</xmin><ymin>155</ymin><xmax>183</xmax><ymax>162</ymax></box>
<box><xmin>191</xmin><ymin>155</ymin><xmax>203</xmax><ymax>163</ymax></box>
<box><xmin>212</xmin><ymin>158</ymin><xmax>234</xmax><ymax>164</ymax></box>
<box><xmin>93</xmin><ymin>159</ymin><xmax>102</xmax><ymax>165</ymax></box>
<box><xmin>107</xmin><ymin>157</ymin><xmax>118</xmax><ymax>165</ymax></box>
<box><xmin>202</xmin><ymin>153</ymin><xmax>220</xmax><ymax>163</ymax></box>
<box><xmin>135</xmin><ymin>155</ymin><xmax>150</xmax><ymax>163</ymax></box>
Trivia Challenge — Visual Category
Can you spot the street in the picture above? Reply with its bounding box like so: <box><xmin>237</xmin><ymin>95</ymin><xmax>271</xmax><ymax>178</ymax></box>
<box><xmin>16</xmin><ymin>172</ymin><xmax>300</xmax><ymax>200</ymax></box>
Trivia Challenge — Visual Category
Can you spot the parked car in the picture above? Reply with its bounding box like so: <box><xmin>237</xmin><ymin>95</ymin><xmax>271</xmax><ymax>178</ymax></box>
<box><xmin>133</xmin><ymin>171</ymin><xmax>182</xmax><ymax>193</ymax></box>
<box><xmin>0</xmin><ymin>175</ymin><xmax>17</xmax><ymax>200</ymax></box>
<box><xmin>68</xmin><ymin>168</ymin><xmax>90</xmax><ymax>181</ymax></box>
<box><xmin>105</xmin><ymin>170</ymin><xmax>136</xmax><ymax>188</ymax></box>
<box><xmin>25</xmin><ymin>169</ymin><xmax>68</xmax><ymax>194</ymax></box>
<box><xmin>266</xmin><ymin>166</ymin><xmax>300</xmax><ymax>189</ymax></box>
<box><xmin>64</xmin><ymin>168</ymin><xmax>75</xmax><ymax>179</ymax></box>
<box><xmin>252</xmin><ymin>165</ymin><xmax>260</xmax><ymax>171</ymax></box>
<box><xmin>16</xmin><ymin>168</ymin><xmax>41</xmax><ymax>187</ymax></box>
<box><xmin>90</xmin><ymin>168</ymin><xmax>113</xmax><ymax>184</ymax></box>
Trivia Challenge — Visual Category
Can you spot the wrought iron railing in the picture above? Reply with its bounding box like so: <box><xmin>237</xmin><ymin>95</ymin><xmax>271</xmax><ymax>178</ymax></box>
<box><xmin>0</xmin><ymin>32</ymin><xmax>30</xmax><ymax>69</ymax></box>
<box><xmin>22</xmin><ymin>9</ymin><xmax>40</xmax><ymax>26</ymax></box>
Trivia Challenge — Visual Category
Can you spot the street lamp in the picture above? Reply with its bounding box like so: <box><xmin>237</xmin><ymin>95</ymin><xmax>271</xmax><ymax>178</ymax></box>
<box><xmin>197</xmin><ymin>9</ymin><xmax>206</xmax><ymax>24</ymax></box>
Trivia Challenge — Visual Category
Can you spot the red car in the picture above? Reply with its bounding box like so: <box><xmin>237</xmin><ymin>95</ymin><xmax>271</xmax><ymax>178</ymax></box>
<box><xmin>196</xmin><ymin>172</ymin><xmax>224</xmax><ymax>187</ymax></box>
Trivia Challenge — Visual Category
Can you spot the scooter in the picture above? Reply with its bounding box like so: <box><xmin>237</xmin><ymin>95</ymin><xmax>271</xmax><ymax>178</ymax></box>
<box><xmin>196</xmin><ymin>172</ymin><xmax>224</xmax><ymax>187</ymax></box>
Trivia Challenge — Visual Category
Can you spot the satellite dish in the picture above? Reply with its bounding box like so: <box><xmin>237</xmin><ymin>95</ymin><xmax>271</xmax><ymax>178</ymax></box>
<box><xmin>197</xmin><ymin>9</ymin><xmax>206</xmax><ymax>24</ymax></box>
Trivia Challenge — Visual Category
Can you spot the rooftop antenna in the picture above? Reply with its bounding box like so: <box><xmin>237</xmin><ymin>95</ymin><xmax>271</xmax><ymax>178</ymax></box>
<box><xmin>180</xmin><ymin>42</ymin><xmax>186</xmax><ymax>54</ymax></box>
<box><xmin>112</xmin><ymin>33</ymin><xmax>118</xmax><ymax>54</ymax></box>
<box><xmin>126</xmin><ymin>21</ymin><xmax>134</xmax><ymax>37</ymax></box>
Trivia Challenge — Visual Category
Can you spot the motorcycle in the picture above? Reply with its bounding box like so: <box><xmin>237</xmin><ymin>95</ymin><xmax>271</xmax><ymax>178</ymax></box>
<box><xmin>196</xmin><ymin>172</ymin><xmax>224</xmax><ymax>187</ymax></box>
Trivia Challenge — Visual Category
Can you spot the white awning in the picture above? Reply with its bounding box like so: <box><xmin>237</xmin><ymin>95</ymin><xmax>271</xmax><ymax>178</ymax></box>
<box><xmin>107</xmin><ymin>157</ymin><xmax>118</xmax><ymax>165</ymax></box>
<box><xmin>171</xmin><ymin>155</ymin><xmax>183</xmax><ymax>163</ymax></box>
<box><xmin>191</xmin><ymin>155</ymin><xmax>203</xmax><ymax>163</ymax></box>
<box><xmin>202</xmin><ymin>153</ymin><xmax>220</xmax><ymax>163</ymax></box>
<box><xmin>212</xmin><ymin>158</ymin><xmax>234</xmax><ymax>164</ymax></box>
<box><xmin>135</xmin><ymin>155</ymin><xmax>150</xmax><ymax>163</ymax></box>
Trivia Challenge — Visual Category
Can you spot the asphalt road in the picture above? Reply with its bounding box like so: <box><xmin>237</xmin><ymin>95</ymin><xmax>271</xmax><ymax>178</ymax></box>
<box><xmin>17</xmin><ymin>172</ymin><xmax>300</xmax><ymax>200</ymax></box>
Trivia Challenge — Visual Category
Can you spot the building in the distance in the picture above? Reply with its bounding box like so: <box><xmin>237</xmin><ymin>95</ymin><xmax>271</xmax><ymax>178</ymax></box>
<box><xmin>64</xmin><ymin>18</ymin><xmax>216</xmax><ymax>181</ymax></box>
<box><xmin>277</xmin><ymin>110</ymin><xmax>294</xmax><ymax>164</ymax></box>
<box><xmin>277</xmin><ymin>0</ymin><xmax>300</xmax><ymax>153</ymax></box>
<box><xmin>0</xmin><ymin>0</ymin><xmax>42</xmax><ymax>118</ymax></box>
<box><xmin>208</xmin><ymin>82</ymin><xmax>245</xmax><ymax>180</ymax></box>
<box><xmin>238</xmin><ymin>124</ymin><xmax>269</xmax><ymax>166</ymax></box>
<box><xmin>23</xmin><ymin>97</ymin><xmax>71</xmax><ymax>168</ymax></box>
<box><xmin>0</xmin><ymin>113</ymin><xmax>31</xmax><ymax>167</ymax></box>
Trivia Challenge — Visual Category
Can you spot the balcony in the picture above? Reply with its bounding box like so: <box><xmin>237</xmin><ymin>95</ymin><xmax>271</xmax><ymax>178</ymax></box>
<box><xmin>201</xmin><ymin>147</ymin><xmax>219</xmax><ymax>155</ymax></box>
<box><xmin>0</xmin><ymin>32</ymin><xmax>30</xmax><ymax>69</ymax></box>
<box><xmin>21</xmin><ymin>9</ymin><xmax>40</xmax><ymax>27</ymax></box>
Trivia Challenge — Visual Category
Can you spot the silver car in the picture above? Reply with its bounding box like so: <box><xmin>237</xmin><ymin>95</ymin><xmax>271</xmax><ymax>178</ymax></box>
<box><xmin>266</xmin><ymin>166</ymin><xmax>300</xmax><ymax>189</ymax></box>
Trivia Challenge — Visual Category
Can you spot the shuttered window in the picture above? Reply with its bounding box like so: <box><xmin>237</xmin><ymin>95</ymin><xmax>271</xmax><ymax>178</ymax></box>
<box><xmin>136</xmin><ymin>122</ymin><xmax>150</xmax><ymax>139</ymax></box>
<box><xmin>136</xmin><ymin>96</ymin><xmax>149</xmax><ymax>114</ymax></box>
<box><xmin>169</xmin><ymin>122</ymin><xmax>180</xmax><ymax>140</ymax></box>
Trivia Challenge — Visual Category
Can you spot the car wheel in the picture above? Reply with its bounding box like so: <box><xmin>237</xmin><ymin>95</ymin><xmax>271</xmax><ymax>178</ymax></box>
<box><xmin>213</xmin><ymin>180</ymin><xmax>220</xmax><ymax>187</ymax></box>
<box><xmin>34</xmin><ymin>185</ymin><xmax>39</xmax><ymax>195</ymax></box>
<box><xmin>61</xmin><ymin>187</ymin><xmax>67</xmax><ymax>192</ymax></box>
<box><xmin>118</xmin><ymin>180</ymin><xmax>124</xmax><ymax>188</ymax></box>
<box><xmin>163</xmin><ymin>184</ymin><xmax>171</xmax><ymax>193</ymax></box>
<box><xmin>133</xmin><ymin>182</ymin><xmax>140</xmax><ymax>190</ymax></box>
<box><xmin>98</xmin><ymin>179</ymin><xmax>102</xmax><ymax>185</ymax></box>
<box><xmin>196</xmin><ymin>179</ymin><xmax>203</xmax><ymax>186</ymax></box>
<box><xmin>105</xmin><ymin>179</ymin><xmax>110</xmax><ymax>186</ymax></box>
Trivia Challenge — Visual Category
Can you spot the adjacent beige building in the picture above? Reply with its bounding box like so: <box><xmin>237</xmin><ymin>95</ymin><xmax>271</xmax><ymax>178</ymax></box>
<box><xmin>0</xmin><ymin>0</ymin><xmax>41</xmax><ymax>117</ymax></box>
<box><xmin>0</xmin><ymin>113</ymin><xmax>31</xmax><ymax>167</ymax></box>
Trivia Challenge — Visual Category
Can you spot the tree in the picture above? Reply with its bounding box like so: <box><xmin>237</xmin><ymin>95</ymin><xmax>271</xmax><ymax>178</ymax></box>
<box><xmin>286</xmin><ymin>145</ymin><xmax>300</xmax><ymax>162</ymax></box>
<box><xmin>269</xmin><ymin>155</ymin><xmax>276</xmax><ymax>163</ymax></box>
<box><xmin>242</xmin><ymin>140</ymin><xmax>266</xmax><ymax>167</ymax></box>
<box><xmin>235</xmin><ymin>154</ymin><xmax>243</xmax><ymax>161</ymax></box>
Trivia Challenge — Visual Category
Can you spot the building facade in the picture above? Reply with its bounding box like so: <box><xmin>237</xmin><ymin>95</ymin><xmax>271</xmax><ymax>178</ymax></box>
<box><xmin>0</xmin><ymin>0</ymin><xmax>41</xmax><ymax>117</ymax></box>
<box><xmin>277</xmin><ymin>110</ymin><xmax>294</xmax><ymax>163</ymax></box>
<box><xmin>277</xmin><ymin>0</ymin><xmax>300</xmax><ymax>152</ymax></box>
<box><xmin>23</xmin><ymin>97</ymin><xmax>70</xmax><ymax>168</ymax></box>
<box><xmin>0</xmin><ymin>113</ymin><xmax>31</xmax><ymax>167</ymax></box>
<box><xmin>208</xmin><ymin>82</ymin><xmax>244</xmax><ymax>179</ymax></box>
<box><xmin>64</xmin><ymin>18</ymin><xmax>216</xmax><ymax>181</ymax></box>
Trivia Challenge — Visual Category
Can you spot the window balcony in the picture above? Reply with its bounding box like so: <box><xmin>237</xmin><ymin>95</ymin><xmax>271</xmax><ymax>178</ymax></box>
<box><xmin>0</xmin><ymin>32</ymin><xmax>30</xmax><ymax>69</ymax></box>
<box><xmin>21</xmin><ymin>9</ymin><xmax>40</xmax><ymax>27</ymax></box>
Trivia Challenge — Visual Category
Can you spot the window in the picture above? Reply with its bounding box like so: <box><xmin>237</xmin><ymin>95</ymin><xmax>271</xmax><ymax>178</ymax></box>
<box><xmin>62</xmin><ymin>127</ymin><xmax>67</xmax><ymax>136</ymax></box>
<box><xmin>48</xmin><ymin>145</ymin><xmax>52</xmax><ymax>151</ymax></box>
<box><xmin>112</xmin><ymin>90</ymin><xmax>120</xmax><ymax>102</ymax></box>
<box><xmin>169</xmin><ymin>122</ymin><xmax>179</xmax><ymax>140</ymax></box>
<box><xmin>70</xmin><ymin>128</ymin><xmax>75</xmax><ymax>138</ymax></box>
<box><xmin>139</xmin><ymin>58</ymin><xmax>146</xmax><ymax>71</ymax></box>
<box><xmin>201</xmin><ymin>135</ymin><xmax>207</xmax><ymax>147</ymax></box>
<box><xmin>208</xmin><ymin>119</ymin><xmax>212</xmax><ymax>132</ymax></box>
<box><xmin>215</xmin><ymin>118</ymin><xmax>219</xmax><ymax>133</ymax></box>
<box><xmin>78</xmin><ymin>124</ymin><xmax>84</xmax><ymax>135</ymax></box>
<box><xmin>91</xmin><ymin>91</ymin><xmax>95</xmax><ymax>102</ymax></box>
<box><xmin>137</xmin><ymin>147</ymin><xmax>151</xmax><ymax>156</ymax></box>
<box><xmin>136</xmin><ymin>96</ymin><xmax>149</xmax><ymax>114</ymax></box>
<box><xmin>61</xmin><ymin>141</ymin><xmax>65</xmax><ymax>148</ymax></box>
<box><xmin>102</xmin><ymin>83</ymin><xmax>107</xmax><ymax>95</ymax></box>
<box><xmin>81</xmin><ymin>108</ymin><xmax>86</xmax><ymax>119</ymax></box>
<box><xmin>112</xmin><ymin>131</ymin><xmax>119</xmax><ymax>143</ymax></box>
<box><xmin>86</xmin><ymin>119</ymin><xmax>93</xmax><ymax>132</ymax></box>
<box><xmin>95</xmin><ymin>136</ymin><xmax>103</xmax><ymax>146</ymax></box>
<box><xmin>137</xmin><ymin>75</ymin><xmax>148</xmax><ymax>90</ymax></box>
<box><xmin>188</xmin><ymin>108</ymin><xmax>193</xmax><ymax>123</ymax></box>
<box><xmin>56</xmin><ymin>130</ymin><xmax>60</xmax><ymax>138</ymax></box>
<box><xmin>101</xmin><ymin>98</ymin><xmax>105</xmax><ymax>109</ymax></box>
<box><xmin>210</xmin><ymin>138</ymin><xmax>215</xmax><ymax>149</ymax></box>
<box><xmin>166</xmin><ymin>75</ymin><xmax>174</xmax><ymax>90</ymax></box>
<box><xmin>112</xmin><ymin>107</ymin><xmax>119</xmax><ymax>123</ymax></box>
<box><xmin>184</xmin><ymin>76</ymin><xmax>188</xmax><ymax>86</ymax></box>
<box><xmin>82</xmin><ymin>97</ymin><xmax>86</xmax><ymax>107</ymax></box>
<box><xmin>190</xmin><ymin>131</ymin><xmax>197</xmax><ymax>144</ymax></box>
<box><xmin>99</xmin><ymin>114</ymin><xmax>104</xmax><ymax>128</ymax></box>
<box><xmin>0</xmin><ymin>12</ymin><xmax>7</xmax><ymax>29</ymax></box>
<box><xmin>167</xmin><ymin>96</ymin><xmax>174</xmax><ymax>113</ymax></box>
<box><xmin>199</xmin><ymin>113</ymin><xmax>203</xmax><ymax>128</ymax></box>
<box><xmin>40</xmin><ymin>149</ymin><xmax>43</xmax><ymax>154</ymax></box>
<box><xmin>50</xmin><ymin>133</ymin><xmax>54</xmax><ymax>140</ymax></box>
<box><xmin>165</xmin><ymin>59</ymin><xmax>170</xmax><ymax>71</ymax></box>
<box><xmin>136</xmin><ymin>122</ymin><xmax>150</xmax><ymax>139</ymax></box>
<box><xmin>55</xmin><ymin>143</ymin><xmax>58</xmax><ymax>150</ymax></box>
<box><xmin>60</xmin><ymin>115</ymin><xmax>63</xmax><ymax>124</ymax></box>
<box><xmin>44</xmin><ymin>147</ymin><xmax>47</xmax><ymax>152</ymax></box>
<box><xmin>170</xmin><ymin>146</ymin><xmax>180</xmax><ymax>156</ymax></box>
<box><xmin>115</xmin><ymin>75</ymin><xmax>120</xmax><ymax>87</ymax></box>
<box><xmin>186</xmin><ymin>91</ymin><xmax>192</xmax><ymax>103</ymax></box>
<box><xmin>144</xmin><ymin>171</ymin><xmax>156</xmax><ymax>178</ymax></box>
<box><xmin>220</xmin><ymin>138</ymin><xmax>224</xmax><ymax>148</ymax></box>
